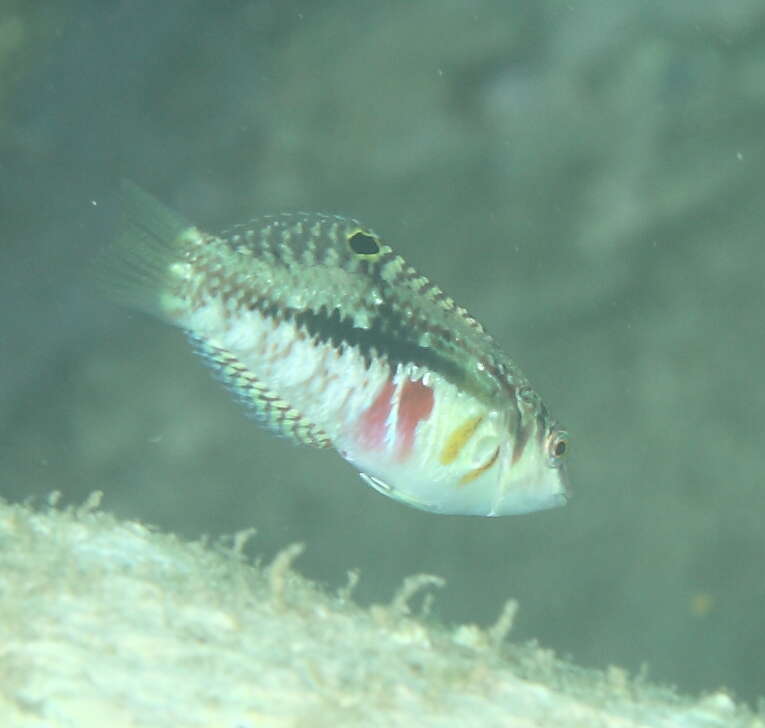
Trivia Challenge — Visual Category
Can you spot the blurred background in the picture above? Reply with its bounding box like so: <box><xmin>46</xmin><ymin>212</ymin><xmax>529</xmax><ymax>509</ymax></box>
<box><xmin>1</xmin><ymin>0</ymin><xmax>764</xmax><ymax>707</ymax></box>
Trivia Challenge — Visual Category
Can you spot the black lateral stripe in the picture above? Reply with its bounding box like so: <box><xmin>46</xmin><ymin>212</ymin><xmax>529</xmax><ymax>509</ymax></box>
<box><xmin>256</xmin><ymin>300</ymin><xmax>467</xmax><ymax>386</ymax></box>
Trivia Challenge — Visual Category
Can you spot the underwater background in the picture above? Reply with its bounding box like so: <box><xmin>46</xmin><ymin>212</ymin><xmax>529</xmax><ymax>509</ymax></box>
<box><xmin>1</xmin><ymin>0</ymin><xmax>763</xmax><ymax>708</ymax></box>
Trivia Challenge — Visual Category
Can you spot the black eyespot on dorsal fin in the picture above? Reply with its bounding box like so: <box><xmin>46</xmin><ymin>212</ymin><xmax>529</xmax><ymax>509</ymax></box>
<box><xmin>348</xmin><ymin>230</ymin><xmax>380</xmax><ymax>256</ymax></box>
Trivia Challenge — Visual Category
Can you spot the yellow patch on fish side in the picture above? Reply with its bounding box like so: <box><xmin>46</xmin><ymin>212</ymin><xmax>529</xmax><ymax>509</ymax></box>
<box><xmin>439</xmin><ymin>416</ymin><xmax>483</xmax><ymax>465</ymax></box>
<box><xmin>459</xmin><ymin>445</ymin><xmax>500</xmax><ymax>485</ymax></box>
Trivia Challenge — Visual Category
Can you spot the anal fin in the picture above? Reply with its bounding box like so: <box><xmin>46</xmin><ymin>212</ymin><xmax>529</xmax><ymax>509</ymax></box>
<box><xmin>188</xmin><ymin>333</ymin><xmax>332</xmax><ymax>449</ymax></box>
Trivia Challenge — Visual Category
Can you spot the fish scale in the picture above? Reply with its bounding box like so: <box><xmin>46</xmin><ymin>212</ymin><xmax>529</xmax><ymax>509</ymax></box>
<box><xmin>97</xmin><ymin>181</ymin><xmax>570</xmax><ymax>516</ymax></box>
<box><xmin>188</xmin><ymin>332</ymin><xmax>333</xmax><ymax>449</ymax></box>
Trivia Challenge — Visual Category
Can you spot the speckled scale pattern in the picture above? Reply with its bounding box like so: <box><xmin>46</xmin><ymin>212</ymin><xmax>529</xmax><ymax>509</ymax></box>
<box><xmin>199</xmin><ymin>213</ymin><xmax>527</xmax><ymax>404</ymax></box>
<box><xmin>189</xmin><ymin>333</ymin><xmax>332</xmax><ymax>448</ymax></box>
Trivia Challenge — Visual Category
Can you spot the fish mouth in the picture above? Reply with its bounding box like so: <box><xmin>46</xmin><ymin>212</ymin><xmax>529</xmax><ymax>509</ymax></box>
<box><xmin>556</xmin><ymin>464</ymin><xmax>572</xmax><ymax>502</ymax></box>
<box><xmin>488</xmin><ymin>487</ymin><xmax>567</xmax><ymax>516</ymax></box>
<box><xmin>488</xmin><ymin>452</ymin><xmax>570</xmax><ymax>516</ymax></box>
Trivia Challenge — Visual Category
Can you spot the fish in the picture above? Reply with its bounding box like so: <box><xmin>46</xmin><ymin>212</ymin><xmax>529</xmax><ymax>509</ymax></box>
<box><xmin>97</xmin><ymin>181</ymin><xmax>570</xmax><ymax>516</ymax></box>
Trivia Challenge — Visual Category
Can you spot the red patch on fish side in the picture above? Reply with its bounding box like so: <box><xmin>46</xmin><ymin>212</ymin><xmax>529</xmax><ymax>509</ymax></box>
<box><xmin>357</xmin><ymin>380</ymin><xmax>395</xmax><ymax>452</ymax></box>
<box><xmin>395</xmin><ymin>378</ymin><xmax>434</xmax><ymax>461</ymax></box>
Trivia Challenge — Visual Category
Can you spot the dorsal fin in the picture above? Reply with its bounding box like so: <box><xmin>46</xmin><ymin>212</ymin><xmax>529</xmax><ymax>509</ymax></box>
<box><xmin>188</xmin><ymin>333</ymin><xmax>332</xmax><ymax>449</ymax></box>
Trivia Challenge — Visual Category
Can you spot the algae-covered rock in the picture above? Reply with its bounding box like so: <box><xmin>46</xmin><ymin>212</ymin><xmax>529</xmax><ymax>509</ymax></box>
<box><xmin>0</xmin><ymin>496</ymin><xmax>758</xmax><ymax>727</ymax></box>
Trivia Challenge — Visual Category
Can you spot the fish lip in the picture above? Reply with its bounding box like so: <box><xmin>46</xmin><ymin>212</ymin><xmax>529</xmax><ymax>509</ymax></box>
<box><xmin>551</xmin><ymin>489</ymin><xmax>570</xmax><ymax>508</ymax></box>
<box><xmin>488</xmin><ymin>453</ymin><xmax>570</xmax><ymax>516</ymax></box>
<box><xmin>495</xmin><ymin>486</ymin><xmax>568</xmax><ymax>516</ymax></box>
<box><xmin>557</xmin><ymin>464</ymin><xmax>572</xmax><ymax>501</ymax></box>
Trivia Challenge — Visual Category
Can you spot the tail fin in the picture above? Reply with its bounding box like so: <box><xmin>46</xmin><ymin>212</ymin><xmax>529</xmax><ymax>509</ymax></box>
<box><xmin>92</xmin><ymin>181</ymin><xmax>195</xmax><ymax>319</ymax></box>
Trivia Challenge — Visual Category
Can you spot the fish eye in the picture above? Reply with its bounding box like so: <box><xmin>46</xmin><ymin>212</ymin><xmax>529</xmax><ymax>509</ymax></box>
<box><xmin>348</xmin><ymin>230</ymin><xmax>380</xmax><ymax>256</ymax></box>
<box><xmin>548</xmin><ymin>431</ymin><xmax>569</xmax><ymax>463</ymax></box>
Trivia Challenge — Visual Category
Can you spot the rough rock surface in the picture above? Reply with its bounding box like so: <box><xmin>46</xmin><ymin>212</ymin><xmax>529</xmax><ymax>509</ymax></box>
<box><xmin>0</xmin><ymin>497</ymin><xmax>759</xmax><ymax>727</ymax></box>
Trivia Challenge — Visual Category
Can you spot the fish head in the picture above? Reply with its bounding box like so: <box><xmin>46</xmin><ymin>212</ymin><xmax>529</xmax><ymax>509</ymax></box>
<box><xmin>345</xmin><ymin>378</ymin><xmax>569</xmax><ymax>517</ymax></box>
<box><xmin>406</xmin><ymin>384</ymin><xmax>569</xmax><ymax>517</ymax></box>
<box><xmin>487</xmin><ymin>386</ymin><xmax>569</xmax><ymax>516</ymax></box>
